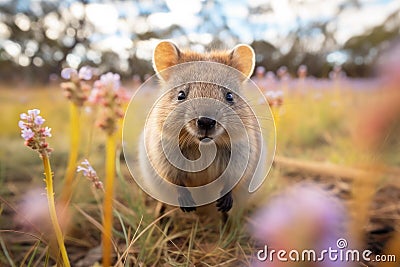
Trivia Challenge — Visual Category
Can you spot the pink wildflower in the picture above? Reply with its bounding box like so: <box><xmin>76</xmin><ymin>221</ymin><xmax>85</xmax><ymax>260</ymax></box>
<box><xmin>60</xmin><ymin>66</ymin><xmax>96</xmax><ymax>106</ymax></box>
<box><xmin>250</xmin><ymin>183</ymin><xmax>350</xmax><ymax>267</ymax></box>
<box><xmin>91</xmin><ymin>72</ymin><xmax>129</xmax><ymax>135</ymax></box>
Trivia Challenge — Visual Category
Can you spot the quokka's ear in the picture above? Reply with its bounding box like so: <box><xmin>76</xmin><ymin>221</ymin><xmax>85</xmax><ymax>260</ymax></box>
<box><xmin>230</xmin><ymin>44</ymin><xmax>255</xmax><ymax>78</ymax></box>
<box><xmin>153</xmin><ymin>40</ymin><xmax>181</xmax><ymax>80</ymax></box>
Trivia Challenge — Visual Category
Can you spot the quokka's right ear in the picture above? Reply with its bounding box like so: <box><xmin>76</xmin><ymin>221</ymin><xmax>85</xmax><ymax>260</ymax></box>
<box><xmin>229</xmin><ymin>44</ymin><xmax>255</xmax><ymax>79</ymax></box>
<box><xmin>153</xmin><ymin>40</ymin><xmax>181</xmax><ymax>80</ymax></box>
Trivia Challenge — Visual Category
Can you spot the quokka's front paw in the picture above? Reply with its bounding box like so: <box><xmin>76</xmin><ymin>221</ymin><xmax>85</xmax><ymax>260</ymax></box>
<box><xmin>180</xmin><ymin>205</ymin><xmax>196</xmax><ymax>212</ymax></box>
<box><xmin>216</xmin><ymin>191</ymin><xmax>233</xmax><ymax>212</ymax></box>
<box><xmin>178</xmin><ymin>188</ymin><xmax>197</xmax><ymax>212</ymax></box>
<box><xmin>179</xmin><ymin>196</ymin><xmax>196</xmax><ymax>212</ymax></box>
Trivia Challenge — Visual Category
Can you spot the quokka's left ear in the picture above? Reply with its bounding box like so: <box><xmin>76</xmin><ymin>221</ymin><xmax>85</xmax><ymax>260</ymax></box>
<box><xmin>230</xmin><ymin>44</ymin><xmax>255</xmax><ymax>78</ymax></box>
<box><xmin>153</xmin><ymin>40</ymin><xmax>181</xmax><ymax>80</ymax></box>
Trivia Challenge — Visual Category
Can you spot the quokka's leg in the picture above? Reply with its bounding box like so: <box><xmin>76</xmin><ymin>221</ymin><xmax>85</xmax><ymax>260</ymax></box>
<box><xmin>216</xmin><ymin>190</ymin><xmax>233</xmax><ymax>213</ymax></box>
<box><xmin>177</xmin><ymin>186</ymin><xmax>196</xmax><ymax>212</ymax></box>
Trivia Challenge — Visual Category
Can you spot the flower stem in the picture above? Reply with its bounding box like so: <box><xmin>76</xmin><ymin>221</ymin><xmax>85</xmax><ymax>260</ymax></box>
<box><xmin>272</xmin><ymin>106</ymin><xmax>280</xmax><ymax>132</ymax></box>
<box><xmin>102</xmin><ymin>133</ymin><xmax>116</xmax><ymax>267</ymax></box>
<box><xmin>42</xmin><ymin>154</ymin><xmax>71</xmax><ymax>267</ymax></box>
<box><xmin>61</xmin><ymin>102</ymin><xmax>80</xmax><ymax>204</ymax></box>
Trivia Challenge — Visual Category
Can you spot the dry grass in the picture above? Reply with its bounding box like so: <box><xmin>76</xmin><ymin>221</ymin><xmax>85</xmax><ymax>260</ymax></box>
<box><xmin>0</xmin><ymin>80</ymin><xmax>399</xmax><ymax>266</ymax></box>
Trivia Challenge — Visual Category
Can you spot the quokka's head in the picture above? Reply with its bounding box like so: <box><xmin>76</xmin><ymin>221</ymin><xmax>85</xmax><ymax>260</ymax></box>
<box><xmin>151</xmin><ymin>40</ymin><xmax>257</xmax><ymax>147</ymax></box>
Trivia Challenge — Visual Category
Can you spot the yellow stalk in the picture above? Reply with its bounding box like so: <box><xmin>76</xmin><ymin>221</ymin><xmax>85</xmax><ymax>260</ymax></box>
<box><xmin>102</xmin><ymin>133</ymin><xmax>116</xmax><ymax>267</ymax></box>
<box><xmin>42</xmin><ymin>154</ymin><xmax>71</xmax><ymax>267</ymax></box>
<box><xmin>272</xmin><ymin>106</ymin><xmax>280</xmax><ymax>133</ymax></box>
<box><xmin>61</xmin><ymin>102</ymin><xmax>80</xmax><ymax>204</ymax></box>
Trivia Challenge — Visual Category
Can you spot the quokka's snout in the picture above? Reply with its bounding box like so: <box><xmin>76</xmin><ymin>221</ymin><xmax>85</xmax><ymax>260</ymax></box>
<box><xmin>196</xmin><ymin>116</ymin><xmax>216</xmax><ymax>131</ymax></box>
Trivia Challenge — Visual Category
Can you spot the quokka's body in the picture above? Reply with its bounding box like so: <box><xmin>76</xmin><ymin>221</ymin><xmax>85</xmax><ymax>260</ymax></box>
<box><xmin>138</xmin><ymin>41</ymin><xmax>266</xmax><ymax>217</ymax></box>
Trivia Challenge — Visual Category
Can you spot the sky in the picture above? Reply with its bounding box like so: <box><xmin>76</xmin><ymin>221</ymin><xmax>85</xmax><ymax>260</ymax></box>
<box><xmin>5</xmin><ymin>0</ymin><xmax>399</xmax><ymax>45</ymax></box>
<box><xmin>77</xmin><ymin>0</ymin><xmax>400</xmax><ymax>41</ymax></box>
<box><xmin>80</xmin><ymin>0</ymin><xmax>400</xmax><ymax>54</ymax></box>
<box><xmin>100</xmin><ymin>0</ymin><xmax>398</xmax><ymax>64</ymax></box>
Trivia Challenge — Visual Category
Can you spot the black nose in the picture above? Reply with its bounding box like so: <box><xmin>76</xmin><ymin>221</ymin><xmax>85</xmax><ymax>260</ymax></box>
<box><xmin>197</xmin><ymin>116</ymin><xmax>216</xmax><ymax>130</ymax></box>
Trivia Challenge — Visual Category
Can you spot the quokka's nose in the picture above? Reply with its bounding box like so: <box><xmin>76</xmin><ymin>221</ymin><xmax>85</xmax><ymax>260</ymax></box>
<box><xmin>197</xmin><ymin>116</ymin><xmax>216</xmax><ymax>130</ymax></box>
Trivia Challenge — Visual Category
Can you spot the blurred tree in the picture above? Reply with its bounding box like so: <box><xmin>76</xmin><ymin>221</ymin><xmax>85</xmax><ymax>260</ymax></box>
<box><xmin>0</xmin><ymin>0</ymin><xmax>94</xmax><ymax>82</ymax></box>
<box><xmin>343</xmin><ymin>10</ymin><xmax>400</xmax><ymax>76</ymax></box>
<box><xmin>0</xmin><ymin>0</ymin><xmax>399</xmax><ymax>84</ymax></box>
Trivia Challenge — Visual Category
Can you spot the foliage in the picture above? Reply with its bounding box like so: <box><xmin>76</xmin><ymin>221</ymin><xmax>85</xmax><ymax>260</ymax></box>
<box><xmin>0</xmin><ymin>0</ymin><xmax>399</xmax><ymax>82</ymax></box>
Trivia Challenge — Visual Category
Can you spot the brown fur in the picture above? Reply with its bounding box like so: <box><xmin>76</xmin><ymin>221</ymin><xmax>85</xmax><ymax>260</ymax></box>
<box><xmin>139</xmin><ymin>41</ymin><xmax>264</xmax><ymax>216</ymax></box>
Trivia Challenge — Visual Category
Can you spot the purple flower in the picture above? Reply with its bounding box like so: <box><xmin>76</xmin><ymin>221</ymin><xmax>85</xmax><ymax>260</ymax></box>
<box><xmin>28</xmin><ymin>109</ymin><xmax>40</xmax><ymax>117</ymax></box>
<box><xmin>34</xmin><ymin>116</ymin><xmax>45</xmax><ymax>125</ymax></box>
<box><xmin>43</xmin><ymin>127</ymin><xmax>52</xmax><ymax>137</ymax></box>
<box><xmin>19</xmin><ymin>109</ymin><xmax>53</xmax><ymax>155</ymax></box>
<box><xmin>61</xmin><ymin>68</ymin><xmax>78</xmax><ymax>80</ymax></box>
<box><xmin>78</xmin><ymin>66</ymin><xmax>93</xmax><ymax>80</ymax></box>
<box><xmin>77</xmin><ymin>159</ymin><xmax>103</xmax><ymax>190</ymax></box>
<box><xmin>77</xmin><ymin>159</ymin><xmax>95</xmax><ymax>176</ymax></box>
<box><xmin>18</xmin><ymin>120</ymin><xmax>26</xmax><ymax>129</ymax></box>
<box><xmin>99</xmin><ymin>72</ymin><xmax>121</xmax><ymax>91</ymax></box>
<box><xmin>21</xmin><ymin>128</ymin><xmax>34</xmax><ymax>140</ymax></box>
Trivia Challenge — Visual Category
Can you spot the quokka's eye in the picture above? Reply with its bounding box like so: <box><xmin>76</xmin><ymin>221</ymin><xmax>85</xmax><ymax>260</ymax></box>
<box><xmin>177</xmin><ymin>91</ymin><xmax>186</xmax><ymax>101</ymax></box>
<box><xmin>225</xmin><ymin>92</ymin><xmax>234</xmax><ymax>103</ymax></box>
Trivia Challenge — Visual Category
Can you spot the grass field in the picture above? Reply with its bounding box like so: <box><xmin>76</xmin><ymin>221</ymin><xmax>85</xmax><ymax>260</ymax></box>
<box><xmin>0</xmin><ymin>78</ymin><xmax>399</xmax><ymax>266</ymax></box>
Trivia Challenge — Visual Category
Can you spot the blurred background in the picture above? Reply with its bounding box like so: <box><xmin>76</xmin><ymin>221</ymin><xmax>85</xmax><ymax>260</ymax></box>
<box><xmin>1</xmin><ymin>0</ymin><xmax>400</xmax><ymax>266</ymax></box>
<box><xmin>0</xmin><ymin>0</ymin><xmax>399</xmax><ymax>83</ymax></box>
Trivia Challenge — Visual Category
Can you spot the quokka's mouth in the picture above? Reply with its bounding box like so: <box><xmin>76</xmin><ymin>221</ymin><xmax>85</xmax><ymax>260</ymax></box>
<box><xmin>196</xmin><ymin>126</ymin><xmax>216</xmax><ymax>142</ymax></box>
<box><xmin>199</xmin><ymin>136</ymin><xmax>213</xmax><ymax>142</ymax></box>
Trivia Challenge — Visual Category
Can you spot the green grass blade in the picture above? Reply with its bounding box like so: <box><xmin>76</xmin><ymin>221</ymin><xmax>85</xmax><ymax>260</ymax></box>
<box><xmin>0</xmin><ymin>235</ymin><xmax>16</xmax><ymax>267</ymax></box>
<box><xmin>27</xmin><ymin>241</ymin><xmax>40</xmax><ymax>267</ymax></box>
